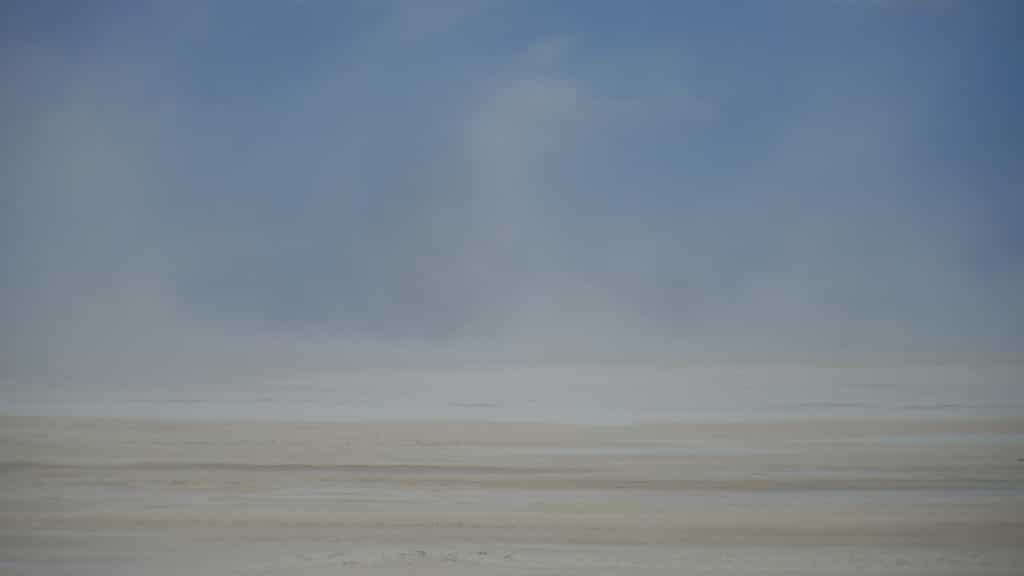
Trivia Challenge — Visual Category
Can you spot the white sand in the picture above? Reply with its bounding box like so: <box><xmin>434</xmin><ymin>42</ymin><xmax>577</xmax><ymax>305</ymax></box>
<box><xmin>1</xmin><ymin>415</ymin><xmax>1022</xmax><ymax>574</ymax></box>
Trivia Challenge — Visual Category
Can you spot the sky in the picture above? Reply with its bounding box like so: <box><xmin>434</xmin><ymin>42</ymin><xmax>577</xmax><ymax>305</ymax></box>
<box><xmin>2</xmin><ymin>0</ymin><xmax>1022</xmax><ymax>393</ymax></box>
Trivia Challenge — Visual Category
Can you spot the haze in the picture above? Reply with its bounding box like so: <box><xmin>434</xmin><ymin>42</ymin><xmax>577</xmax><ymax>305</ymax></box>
<box><xmin>2</xmin><ymin>0</ymin><xmax>1021</xmax><ymax>417</ymax></box>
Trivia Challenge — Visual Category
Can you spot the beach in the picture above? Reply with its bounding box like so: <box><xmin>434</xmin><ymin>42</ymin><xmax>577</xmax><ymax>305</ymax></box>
<box><xmin>1</xmin><ymin>414</ymin><xmax>1022</xmax><ymax>574</ymax></box>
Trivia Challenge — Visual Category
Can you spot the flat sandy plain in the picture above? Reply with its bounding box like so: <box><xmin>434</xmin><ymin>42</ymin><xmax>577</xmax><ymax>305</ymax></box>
<box><xmin>1</xmin><ymin>415</ymin><xmax>1022</xmax><ymax>574</ymax></box>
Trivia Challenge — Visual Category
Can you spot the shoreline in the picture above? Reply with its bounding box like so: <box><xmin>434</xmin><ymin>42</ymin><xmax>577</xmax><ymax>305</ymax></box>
<box><xmin>2</xmin><ymin>413</ymin><xmax>1022</xmax><ymax>574</ymax></box>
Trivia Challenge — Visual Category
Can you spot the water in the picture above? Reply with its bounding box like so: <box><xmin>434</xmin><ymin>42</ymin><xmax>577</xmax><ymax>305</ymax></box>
<box><xmin>5</xmin><ymin>363</ymin><xmax>1022</xmax><ymax>423</ymax></box>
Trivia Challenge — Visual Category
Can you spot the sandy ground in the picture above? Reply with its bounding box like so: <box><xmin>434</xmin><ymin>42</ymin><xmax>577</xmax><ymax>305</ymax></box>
<box><xmin>1</xmin><ymin>415</ymin><xmax>1022</xmax><ymax>574</ymax></box>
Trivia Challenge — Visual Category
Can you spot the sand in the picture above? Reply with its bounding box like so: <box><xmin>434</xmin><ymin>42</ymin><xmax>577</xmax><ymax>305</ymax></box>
<box><xmin>1</xmin><ymin>414</ymin><xmax>1022</xmax><ymax>574</ymax></box>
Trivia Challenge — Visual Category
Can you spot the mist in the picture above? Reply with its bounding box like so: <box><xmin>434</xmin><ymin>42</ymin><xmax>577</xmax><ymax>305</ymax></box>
<box><xmin>2</xmin><ymin>1</ymin><xmax>1021</xmax><ymax>409</ymax></box>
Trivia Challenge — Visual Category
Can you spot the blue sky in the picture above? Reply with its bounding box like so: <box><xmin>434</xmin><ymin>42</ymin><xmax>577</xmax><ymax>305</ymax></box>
<box><xmin>2</xmin><ymin>0</ymin><xmax>1022</xmax><ymax>386</ymax></box>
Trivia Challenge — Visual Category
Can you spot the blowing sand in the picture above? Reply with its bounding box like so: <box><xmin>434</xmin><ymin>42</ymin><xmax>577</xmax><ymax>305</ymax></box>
<box><xmin>1</xmin><ymin>415</ymin><xmax>1022</xmax><ymax>574</ymax></box>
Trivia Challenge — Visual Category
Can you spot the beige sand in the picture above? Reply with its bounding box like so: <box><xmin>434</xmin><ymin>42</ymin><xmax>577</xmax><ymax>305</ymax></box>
<box><xmin>1</xmin><ymin>415</ymin><xmax>1022</xmax><ymax>574</ymax></box>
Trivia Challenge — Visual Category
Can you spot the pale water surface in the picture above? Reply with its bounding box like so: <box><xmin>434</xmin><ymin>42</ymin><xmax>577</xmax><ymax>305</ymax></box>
<box><xmin>5</xmin><ymin>363</ymin><xmax>1021</xmax><ymax>423</ymax></box>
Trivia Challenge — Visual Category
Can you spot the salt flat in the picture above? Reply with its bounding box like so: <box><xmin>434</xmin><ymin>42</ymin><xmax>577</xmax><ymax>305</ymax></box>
<box><xmin>1</xmin><ymin>415</ymin><xmax>1022</xmax><ymax>574</ymax></box>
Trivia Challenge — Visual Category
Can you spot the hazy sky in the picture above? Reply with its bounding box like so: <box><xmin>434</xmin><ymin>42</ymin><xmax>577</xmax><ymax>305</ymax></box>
<box><xmin>3</xmin><ymin>1</ymin><xmax>1022</xmax><ymax>388</ymax></box>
